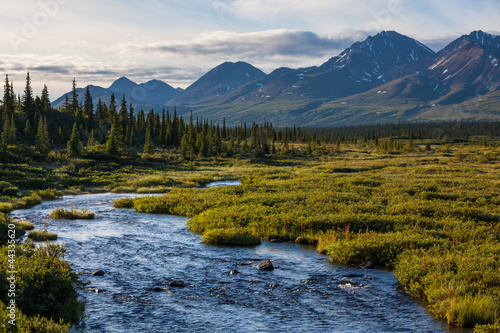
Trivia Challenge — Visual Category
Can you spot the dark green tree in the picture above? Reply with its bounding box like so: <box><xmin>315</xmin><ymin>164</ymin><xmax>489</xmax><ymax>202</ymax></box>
<box><xmin>36</xmin><ymin>116</ymin><xmax>50</xmax><ymax>154</ymax></box>
<box><xmin>105</xmin><ymin>119</ymin><xmax>119</xmax><ymax>155</ymax></box>
<box><xmin>22</xmin><ymin>73</ymin><xmax>35</xmax><ymax>123</ymax></box>
<box><xmin>41</xmin><ymin>84</ymin><xmax>51</xmax><ymax>114</ymax></box>
<box><xmin>67</xmin><ymin>123</ymin><xmax>81</xmax><ymax>156</ymax></box>
<box><xmin>83</xmin><ymin>86</ymin><xmax>94</xmax><ymax>129</ymax></box>
<box><xmin>143</xmin><ymin>123</ymin><xmax>154</xmax><ymax>155</ymax></box>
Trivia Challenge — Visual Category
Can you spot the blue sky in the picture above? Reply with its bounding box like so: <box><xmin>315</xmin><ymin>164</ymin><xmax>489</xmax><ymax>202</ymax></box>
<box><xmin>0</xmin><ymin>0</ymin><xmax>498</xmax><ymax>97</ymax></box>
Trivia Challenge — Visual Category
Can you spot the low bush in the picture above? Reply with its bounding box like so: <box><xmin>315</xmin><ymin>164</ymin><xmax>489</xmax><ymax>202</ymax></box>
<box><xmin>0</xmin><ymin>241</ymin><xmax>86</xmax><ymax>323</ymax></box>
<box><xmin>0</xmin><ymin>203</ymin><xmax>13</xmax><ymax>214</ymax></box>
<box><xmin>113</xmin><ymin>197</ymin><xmax>134</xmax><ymax>208</ymax></box>
<box><xmin>36</xmin><ymin>188</ymin><xmax>63</xmax><ymax>201</ymax></box>
<box><xmin>202</xmin><ymin>228</ymin><xmax>261</xmax><ymax>246</ymax></box>
<box><xmin>28</xmin><ymin>230</ymin><xmax>58</xmax><ymax>241</ymax></box>
<box><xmin>0</xmin><ymin>301</ymin><xmax>71</xmax><ymax>332</ymax></box>
<box><xmin>49</xmin><ymin>207</ymin><xmax>95</xmax><ymax>220</ymax></box>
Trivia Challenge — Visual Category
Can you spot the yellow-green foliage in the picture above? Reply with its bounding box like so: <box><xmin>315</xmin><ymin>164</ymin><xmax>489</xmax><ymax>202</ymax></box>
<box><xmin>113</xmin><ymin>197</ymin><xmax>134</xmax><ymax>208</ymax></box>
<box><xmin>0</xmin><ymin>203</ymin><xmax>13</xmax><ymax>214</ymax></box>
<box><xmin>395</xmin><ymin>245</ymin><xmax>500</xmax><ymax>328</ymax></box>
<box><xmin>27</xmin><ymin>230</ymin><xmax>58</xmax><ymax>241</ymax></box>
<box><xmin>475</xmin><ymin>322</ymin><xmax>500</xmax><ymax>333</ymax></box>
<box><xmin>0</xmin><ymin>301</ymin><xmax>71</xmax><ymax>333</ymax></box>
<box><xmin>202</xmin><ymin>228</ymin><xmax>261</xmax><ymax>246</ymax></box>
<box><xmin>49</xmin><ymin>207</ymin><xmax>95</xmax><ymax>220</ymax></box>
<box><xmin>13</xmin><ymin>220</ymin><xmax>34</xmax><ymax>231</ymax></box>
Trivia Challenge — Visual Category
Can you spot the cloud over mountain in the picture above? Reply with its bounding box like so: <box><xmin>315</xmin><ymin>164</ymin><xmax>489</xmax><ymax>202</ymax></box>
<box><xmin>129</xmin><ymin>29</ymin><xmax>364</xmax><ymax>59</ymax></box>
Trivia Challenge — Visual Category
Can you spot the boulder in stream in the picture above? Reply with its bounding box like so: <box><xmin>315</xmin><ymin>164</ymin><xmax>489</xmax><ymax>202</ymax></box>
<box><xmin>358</xmin><ymin>261</ymin><xmax>374</xmax><ymax>269</ymax></box>
<box><xmin>91</xmin><ymin>270</ymin><xmax>105</xmax><ymax>276</ymax></box>
<box><xmin>256</xmin><ymin>259</ymin><xmax>274</xmax><ymax>271</ymax></box>
<box><xmin>169</xmin><ymin>280</ymin><xmax>186</xmax><ymax>288</ymax></box>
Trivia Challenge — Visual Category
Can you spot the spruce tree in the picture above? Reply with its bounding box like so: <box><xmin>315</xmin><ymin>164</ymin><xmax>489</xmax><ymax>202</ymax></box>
<box><xmin>143</xmin><ymin>124</ymin><xmax>154</xmax><ymax>155</ymax></box>
<box><xmin>24</xmin><ymin>120</ymin><xmax>32</xmax><ymax>141</ymax></box>
<box><xmin>36</xmin><ymin>117</ymin><xmax>50</xmax><ymax>154</ymax></box>
<box><xmin>71</xmin><ymin>78</ymin><xmax>79</xmax><ymax>113</ymax></box>
<box><xmin>87</xmin><ymin>129</ymin><xmax>97</xmax><ymax>149</ymax></box>
<box><xmin>41</xmin><ymin>84</ymin><xmax>51</xmax><ymax>114</ymax></box>
<box><xmin>3</xmin><ymin>75</ymin><xmax>13</xmax><ymax>117</ymax></box>
<box><xmin>105</xmin><ymin>121</ymin><xmax>119</xmax><ymax>155</ymax></box>
<box><xmin>22</xmin><ymin>72</ymin><xmax>35</xmax><ymax>123</ymax></box>
<box><xmin>180</xmin><ymin>133</ymin><xmax>189</xmax><ymax>159</ymax></box>
<box><xmin>8</xmin><ymin>114</ymin><xmax>16</xmax><ymax>144</ymax></box>
<box><xmin>83</xmin><ymin>86</ymin><xmax>94</xmax><ymax>129</ymax></box>
<box><xmin>108</xmin><ymin>93</ymin><xmax>117</xmax><ymax>121</ymax></box>
<box><xmin>67</xmin><ymin>123</ymin><xmax>80</xmax><ymax>156</ymax></box>
<box><xmin>1</xmin><ymin>115</ymin><xmax>10</xmax><ymax>147</ymax></box>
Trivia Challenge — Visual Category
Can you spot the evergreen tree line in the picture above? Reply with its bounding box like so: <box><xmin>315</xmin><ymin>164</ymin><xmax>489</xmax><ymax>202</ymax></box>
<box><xmin>1</xmin><ymin>74</ymin><xmax>499</xmax><ymax>159</ymax></box>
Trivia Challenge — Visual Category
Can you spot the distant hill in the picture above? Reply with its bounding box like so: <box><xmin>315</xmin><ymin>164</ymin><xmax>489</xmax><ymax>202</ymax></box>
<box><xmin>52</xmin><ymin>77</ymin><xmax>183</xmax><ymax>112</ymax></box>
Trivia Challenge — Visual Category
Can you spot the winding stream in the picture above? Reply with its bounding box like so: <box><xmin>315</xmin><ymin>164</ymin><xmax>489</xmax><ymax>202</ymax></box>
<box><xmin>11</xmin><ymin>182</ymin><xmax>459</xmax><ymax>332</ymax></box>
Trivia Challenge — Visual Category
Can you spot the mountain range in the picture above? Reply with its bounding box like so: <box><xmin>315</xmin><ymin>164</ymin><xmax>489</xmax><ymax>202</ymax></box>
<box><xmin>53</xmin><ymin>30</ymin><xmax>500</xmax><ymax>126</ymax></box>
<box><xmin>52</xmin><ymin>77</ymin><xmax>184</xmax><ymax>114</ymax></box>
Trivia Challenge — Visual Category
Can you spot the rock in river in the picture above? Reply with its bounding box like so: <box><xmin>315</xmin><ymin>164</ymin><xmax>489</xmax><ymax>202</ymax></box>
<box><xmin>256</xmin><ymin>259</ymin><xmax>274</xmax><ymax>271</ymax></box>
<box><xmin>358</xmin><ymin>261</ymin><xmax>374</xmax><ymax>269</ymax></box>
<box><xmin>230</xmin><ymin>269</ymin><xmax>239</xmax><ymax>275</ymax></box>
<box><xmin>92</xmin><ymin>270</ymin><xmax>105</xmax><ymax>276</ymax></box>
<box><xmin>169</xmin><ymin>280</ymin><xmax>186</xmax><ymax>288</ymax></box>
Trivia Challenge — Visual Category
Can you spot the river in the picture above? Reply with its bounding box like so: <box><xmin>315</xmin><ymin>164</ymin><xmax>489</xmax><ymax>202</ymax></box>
<box><xmin>11</xmin><ymin>182</ymin><xmax>461</xmax><ymax>332</ymax></box>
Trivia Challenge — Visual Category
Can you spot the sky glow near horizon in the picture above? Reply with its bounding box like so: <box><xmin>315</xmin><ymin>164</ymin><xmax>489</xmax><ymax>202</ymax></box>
<box><xmin>0</xmin><ymin>0</ymin><xmax>498</xmax><ymax>97</ymax></box>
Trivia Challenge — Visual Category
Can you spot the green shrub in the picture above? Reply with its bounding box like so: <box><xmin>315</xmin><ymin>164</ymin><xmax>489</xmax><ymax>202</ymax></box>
<box><xmin>14</xmin><ymin>220</ymin><xmax>34</xmax><ymax>231</ymax></box>
<box><xmin>113</xmin><ymin>197</ymin><xmax>134</xmax><ymax>208</ymax></box>
<box><xmin>36</xmin><ymin>189</ymin><xmax>63</xmax><ymax>201</ymax></box>
<box><xmin>295</xmin><ymin>236</ymin><xmax>318</xmax><ymax>245</ymax></box>
<box><xmin>202</xmin><ymin>228</ymin><xmax>261</xmax><ymax>246</ymax></box>
<box><xmin>0</xmin><ymin>203</ymin><xmax>13</xmax><ymax>214</ymax></box>
<box><xmin>475</xmin><ymin>322</ymin><xmax>500</xmax><ymax>333</ymax></box>
<box><xmin>0</xmin><ymin>301</ymin><xmax>71</xmax><ymax>333</ymax></box>
<box><xmin>324</xmin><ymin>231</ymin><xmax>442</xmax><ymax>267</ymax></box>
<box><xmin>28</xmin><ymin>230</ymin><xmax>58</xmax><ymax>241</ymax></box>
<box><xmin>2</xmin><ymin>187</ymin><xmax>18</xmax><ymax>197</ymax></box>
<box><xmin>0</xmin><ymin>241</ymin><xmax>85</xmax><ymax>324</ymax></box>
<box><xmin>0</xmin><ymin>182</ymin><xmax>13</xmax><ymax>193</ymax></box>
<box><xmin>49</xmin><ymin>207</ymin><xmax>95</xmax><ymax>220</ymax></box>
<box><xmin>19</xmin><ymin>194</ymin><xmax>42</xmax><ymax>209</ymax></box>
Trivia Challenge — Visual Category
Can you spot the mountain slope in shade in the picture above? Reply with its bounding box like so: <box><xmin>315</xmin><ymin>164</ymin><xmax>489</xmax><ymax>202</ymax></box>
<box><xmin>169</xmin><ymin>61</ymin><xmax>266</xmax><ymax>105</ymax></box>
